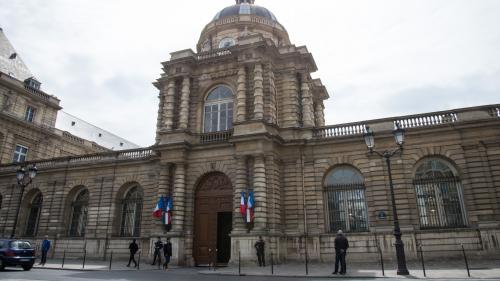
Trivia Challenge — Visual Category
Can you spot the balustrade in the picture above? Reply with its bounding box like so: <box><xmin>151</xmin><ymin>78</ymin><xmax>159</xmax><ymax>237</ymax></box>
<box><xmin>314</xmin><ymin>123</ymin><xmax>366</xmax><ymax>138</ymax></box>
<box><xmin>199</xmin><ymin>130</ymin><xmax>233</xmax><ymax>144</ymax></box>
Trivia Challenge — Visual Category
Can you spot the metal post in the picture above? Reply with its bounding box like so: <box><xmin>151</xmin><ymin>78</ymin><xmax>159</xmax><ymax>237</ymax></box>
<box><xmin>418</xmin><ymin>244</ymin><xmax>426</xmax><ymax>277</ymax></box>
<box><xmin>82</xmin><ymin>249</ymin><xmax>87</xmax><ymax>269</ymax></box>
<box><xmin>461</xmin><ymin>244</ymin><xmax>471</xmax><ymax>278</ymax></box>
<box><xmin>385</xmin><ymin>156</ymin><xmax>409</xmax><ymax>275</ymax></box>
<box><xmin>10</xmin><ymin>184</ymin><xmax>26</xmax><ymax>238</ymax></box>
<box><xmin>271</xmin><ymin>252</ymin><xmax>274</xmax><ymax>275</ymax></box>
<box><xmin>109</xmin><ymin>251</ymin><xmax>113</xmax><ymax>270</ymax></box>
<box><xmin>208</xmin><ymin>248</ymin><xmax>212</xmax><ymax>271</ymax></box>
<box><xmin>377</xmin><ymin>244</ymin><xmax>385</xmax><ymax>277</ymax></box>
<box><xmin>61</xmin><ymin>251</ymin><xmax>66</xmax><ymax>269</ymax></box>
<box><xmin>137</xmin><ymin>251</ymin><xmax>141</xmax><ymax>271</ymax></box>
<box><xmin>238</xmin><ymin>251</ymin><xmax>241</xmax><ymax>276</ymax></box>
<box><xmin>214</xmin><ymin>248</ymin><xmax>217</xmax><ymax>271</ymax></box>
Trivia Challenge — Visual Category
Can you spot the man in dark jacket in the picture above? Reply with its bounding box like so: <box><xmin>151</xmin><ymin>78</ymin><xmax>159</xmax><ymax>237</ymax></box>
<box><xmin>39</xmin><ymin>235</ymin><xmax>51</xmax><ymax>266</ymax></box>
<box><xmin>254</xmin><ymin>236</ymin><xmax>265</xmax><ymax>267</ymax></box>
<box><xmin>151</xmin><ymin>237</ymin><xmax>163</xmax><ymax>266</ymax></box>
<box><xmin>333</xmin><ymin>230</ymin><xmax>349</xmax><ymax>275</ymax></box>
<box><xmin>163</xmin><ymin>238</ymin><xmax>173</xmax><ymax>270</ymax></box>
<box><xmin>127</xmin><ymin>239</ymin><xmax>139</xmax><ymax>267</ymax></box>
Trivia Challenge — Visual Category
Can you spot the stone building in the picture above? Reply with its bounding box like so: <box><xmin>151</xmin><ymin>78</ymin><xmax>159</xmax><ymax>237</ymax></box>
<box><xmin>0</xmin><ymin>0</ymin><xmax>500</xmax><ymax>266</ymax></box>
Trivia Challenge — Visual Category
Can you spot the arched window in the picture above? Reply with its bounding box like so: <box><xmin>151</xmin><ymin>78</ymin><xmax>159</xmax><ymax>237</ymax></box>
<box><xmin>324</xmin><ymin>166</ymin><xmax>368</xmax><ymax>233</ymax></box>
<box><xmin>69</xmin><ymin>189</ymin><xmax>89</xmax><ymax>237</ymax></box>
<box><xmin>413</xmin><ymin>158</ymin><xmax>467</xmax><ymax>229</ymax></box>
<box><xmin>25</xmin><ymin>192</ymin><xmax>42</xmax><ymax>236</ymax></box>
<box><xmin>203</xmin><ymin>86</ymin><xmax>234</xmax><ymax>133</ymax></box>
<box><xmin>120</xmin><ymin>186</ymin><xmax>143</xmax><ymax>237</ymax></box>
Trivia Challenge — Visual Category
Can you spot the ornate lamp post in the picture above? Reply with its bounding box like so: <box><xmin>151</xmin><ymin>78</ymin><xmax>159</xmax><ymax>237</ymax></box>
<box><xmin>11</xmin><ymin>164</ymin><xmax>37</xmax><ymax>238</ymax></box>
<box><xmin>363</xmin><ymin>124</ymin><xmax>409</xmax><ymax>276</ymax></box>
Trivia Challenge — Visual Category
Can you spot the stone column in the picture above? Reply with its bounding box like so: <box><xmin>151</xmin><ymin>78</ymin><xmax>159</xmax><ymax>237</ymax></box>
<box><xmin>158</xmin><ymin>163</ymin><xmax>171</xmax><ymax>196</ymax></box>
<box><xmin>179</xmin><ymin>77</ymin><xmax>190</xmax><ymax>130</ymax></box>
<box><xmin>268</xmin><ymin>68</ymin><xmax>278</xmax><ymax>125</ymax></box>
<box><xmin>281</xmin><ymin>73</ymin><xmax>300</xmax><ymax>128</ymax></box>
<box><xmin>301</xmin><ymin>73</ymin><xmax>314</xmax><ymax>127</ymax></box>
<box><xmin>233</xmin><ymin>156</ymin><xmax>248</xmax><ymax>232</ymax></box>
<box><xmin>253</xmin><ymin>64</ymin><xmax>264</xmax><ymax>120</ymax></box>
<box><xmin>253</xmin><ymin>155</ymin><xmax>267</xmax><ymax>231</ymax></box>
<box><xmin>172</xmin><ymin>163</ymin><xmax>186</xmax><ymax>233</ymax></box>
<box><xmin>236</xmin><ymin>66</ymin><xmax>247</xmax><ymax>123</ymax></box>
<box><xmin>163</xmin><ymin>80</ymin><xmax>176</xmax><ymax>131</ymax></box>
<box><xmin>315</xmin><ymin>102</ymin><xmax>325</xmax><ymax>127</ymax></box>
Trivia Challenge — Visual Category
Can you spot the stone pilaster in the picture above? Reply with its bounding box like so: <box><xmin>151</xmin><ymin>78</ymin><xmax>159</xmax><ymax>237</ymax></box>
<box><xmin>233</xmin><ymin>156</ymin><xmax>248</xmax><ymax>232</ymax></box>
<box><xmin>315</xmin><ymin>102</ymin><xmax>325</xmax><ymax>127</ymax></box>
<box><xmin>253</xmin><ymin>64</ymin><xmax>264</xmax><ymax>120</ymax></box>
<box><xmin>253</xmin><ymin>155</ymin><xmax>267</xmax><ymax>231</ymax></box>
<box><xmin>301</xmin><ymin>73</ymin><xmax>314</xmax><ymax>127</ymax></box>
<box><xmin>179</xmin><ymin>77</ymin><xmax>190</xmax><ymax>130</ymax></box>
<box><xmin>172</xmin><ymin>163</ymin><xmax>186</xmax><ymax>233</ymax></box>
<box><xmin>236</xmin><ymin>67</ymin><xmax>247</xmax><ymax>123</ymax></box>
<box><xmin>163</xmin><ymin>80</ymin><xmax>176</xmax><ymax>131</ymax></box>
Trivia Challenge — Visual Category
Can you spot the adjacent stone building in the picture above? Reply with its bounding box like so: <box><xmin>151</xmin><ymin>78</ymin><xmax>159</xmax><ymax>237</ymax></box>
<box><xmin>0</xmin><ymin>0</ymin><xmax>499</xmax><ymax>266</ymax></box>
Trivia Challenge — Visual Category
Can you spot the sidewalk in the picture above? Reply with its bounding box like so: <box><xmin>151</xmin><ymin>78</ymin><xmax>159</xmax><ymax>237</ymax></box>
<box><xmin>33</xmin><ymin>258</ymin><xmax>500</xmax><ymax>279</ymax></box>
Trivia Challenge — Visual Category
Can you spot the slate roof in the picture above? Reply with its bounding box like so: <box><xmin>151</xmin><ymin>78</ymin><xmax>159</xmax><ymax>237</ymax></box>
<box><xmin>0</xmin><ymin>27</ymin><xmax>34</xmax><ymax>81</ymax></box>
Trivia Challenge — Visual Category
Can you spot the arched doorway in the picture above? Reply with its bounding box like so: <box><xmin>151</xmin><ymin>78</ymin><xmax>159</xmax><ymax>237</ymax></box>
<box><xmin>193</xmin><ymin>172</ymin><xmax>233</xmax><ymax>266</ymax></box>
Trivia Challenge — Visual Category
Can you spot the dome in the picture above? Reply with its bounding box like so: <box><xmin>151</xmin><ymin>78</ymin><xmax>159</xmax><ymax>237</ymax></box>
<box><xmin>213</xmin><ymin>1</ymin><xmax>278</xmax><ymax>22</ymax></box>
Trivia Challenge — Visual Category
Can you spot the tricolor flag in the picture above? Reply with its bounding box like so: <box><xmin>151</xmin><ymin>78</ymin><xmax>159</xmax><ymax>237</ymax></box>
<box><xmin>240</xmin><ymin>192</ymin><xmax>247</xmax><ymax>222</ymax></box>
<box><xmin>153</xmin><ymin>196</ymin><xmax>165</xmax><ymax>218</ymax></box>
<box><xmin>246</xmin><ymin>192</ymin><xmax>255</xmax><ymax>224</ymax></box>
<box><xmin>164</xmin><ymin>196</ymin><xmax>173</xmax><ymax>225</ymax></box>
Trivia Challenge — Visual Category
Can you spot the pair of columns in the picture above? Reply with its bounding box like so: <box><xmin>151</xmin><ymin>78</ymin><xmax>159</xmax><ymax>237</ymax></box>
<box><xmin>158</xmin><ymin>163</ymin><xmax>186</xmax><ymax>233</ymax></box>
<box><xmin>236</xmin><ymin>65</ymin><xmax>265</xmax><ymax>122</ymax></box>
<box><xmin>163</xmin><ymin>76</ymin><xmax>190</xmax><ymax>131</ymax></box>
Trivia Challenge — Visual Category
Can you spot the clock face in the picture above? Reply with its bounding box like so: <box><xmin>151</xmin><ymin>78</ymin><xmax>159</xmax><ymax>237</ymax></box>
<box><xmin>218</xmin><ymin>37</ymin><xmax>236</xmax><ymax>49</ymax></box>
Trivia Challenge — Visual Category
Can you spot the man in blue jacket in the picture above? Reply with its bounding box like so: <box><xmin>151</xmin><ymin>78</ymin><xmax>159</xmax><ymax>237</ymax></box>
<box><xmin>40</xmin><ymin>235</ymin><xmax>51</xmax><ymax>266</ymax></box>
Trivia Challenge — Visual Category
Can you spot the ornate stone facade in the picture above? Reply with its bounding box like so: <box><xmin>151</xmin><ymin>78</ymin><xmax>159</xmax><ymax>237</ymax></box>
<box><xmin>0</xmin><ymin>0</ymin><xmax>499</xmax><ymax>266</ymax></box>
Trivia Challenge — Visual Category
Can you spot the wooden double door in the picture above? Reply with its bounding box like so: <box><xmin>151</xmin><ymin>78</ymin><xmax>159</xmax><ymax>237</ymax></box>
<box><xmin>193</xmin><ymin>172</ymin><xmax>233</xmax><ymax>266</ymax></box>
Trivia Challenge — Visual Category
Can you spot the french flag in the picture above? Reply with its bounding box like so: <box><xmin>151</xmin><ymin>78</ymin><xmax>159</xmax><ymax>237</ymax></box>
<box><xmin>246</xmin><ymin>192</ymin><xmax>255</xmax><ymax>224</ymax></box>
<box><xmin>164</xmin><ymin>196</ymin><xmax>173</xmax><ymax>225</ymax></box>
<box><xmin>240</xmin><ymin>192</ymin><xmax>247</xmax><ymax>222</ymax></box>
<box><xmin>153</xmin><ymin>196</ymin><xmax>165</xmax><ymax>218</ymax></box>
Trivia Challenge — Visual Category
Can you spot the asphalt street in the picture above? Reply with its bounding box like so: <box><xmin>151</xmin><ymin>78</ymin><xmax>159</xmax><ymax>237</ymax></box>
<box><xmin>0</xmin><ymin>268</ymin><xmax>493</xmax><ymax>281</ymax></box>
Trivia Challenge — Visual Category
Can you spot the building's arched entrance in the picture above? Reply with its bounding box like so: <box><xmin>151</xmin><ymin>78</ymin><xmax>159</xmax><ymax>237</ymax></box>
<box><xmin>193</xmin><ymin>172</ymin><xmax>233</xmax><ymax>266</ymax></box>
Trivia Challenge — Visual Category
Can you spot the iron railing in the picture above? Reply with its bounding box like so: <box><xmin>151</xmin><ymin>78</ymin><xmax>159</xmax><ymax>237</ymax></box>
<box><xmin>414</xmin><ymin>177</ymin><xmax>467</xmax><ymax>229</ymax></box>
<box><xmin>324</xmin><ymin>184</ymin><xmax>369</xmax><ymax>233</ymax></box>
<box><xmin>199</xmin><ymin>129</ymin><xmax>233</xmax><ymax>144</ymax></box>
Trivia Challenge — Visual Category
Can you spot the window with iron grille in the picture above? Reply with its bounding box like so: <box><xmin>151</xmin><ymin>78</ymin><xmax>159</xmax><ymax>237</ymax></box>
<box><xmin>324</xmin><ymin>166</ymin><xmax>369</xmax><ymax>233</ymax></box>
<box><xmin>413</xmin><ymin>159</ymin><xmax>467</xmax><ymax>229</ymax></box>
<box><xmin>69</xmin><ymin>189</ymin><xmax>89</xmax><ymax>237</ymax></box>
<box><xmin>120</xmin><ymin>187</ymin><xmax>143</xmax><ymax>237</ymax></box>
<box><xmin>25</xmin><ymin>193</ymin><xmax>43</xmax><ymax>237</ymax></box>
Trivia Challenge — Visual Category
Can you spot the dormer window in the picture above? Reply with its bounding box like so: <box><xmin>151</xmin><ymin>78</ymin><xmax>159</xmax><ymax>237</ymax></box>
<box><xmin>25</xmin><ymin>106</ymin><xmax>36</xmax><ymax>122</ymax></box>
<box><xmin>218</xmin><ymin>37</ymin><xmax>235</xmax><ymax>49</ymax></box>
<box><xmin>204</xmin><ymin>85</ymin><xmax>234</xmax><ymax>133</ymax></box>
<box><xmin>24</xmin><ymin>77</ymin><xmax>41</xmax><ymax>90</ymax></box>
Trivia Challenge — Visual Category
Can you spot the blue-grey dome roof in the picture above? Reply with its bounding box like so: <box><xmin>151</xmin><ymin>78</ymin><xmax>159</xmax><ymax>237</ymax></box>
<box><xmin>213</xmin><ymin>3</ymin><xmax>278</xmax><ymax>22</ymax></box>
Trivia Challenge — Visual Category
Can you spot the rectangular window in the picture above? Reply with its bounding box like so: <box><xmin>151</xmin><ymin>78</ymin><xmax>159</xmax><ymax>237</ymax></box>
<box><xmin>25</xmin><ymin>106</ymin><xmax>36</xmax><ymax>122</ymax></box>
<box><xmin>13</xmin><ymin>144</ymin><xmax>28</xmax><ymax>163</ymax></box>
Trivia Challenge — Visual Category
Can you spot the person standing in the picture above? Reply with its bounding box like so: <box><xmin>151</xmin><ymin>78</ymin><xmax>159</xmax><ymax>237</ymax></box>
<box><xmin>39</xmin><ymin>235</ymin><xmax>51</xmax><ymax>266</ymax></box>
<box><xmin>151</xmin><ymin>237</ymin><xmax>163</xmax><ymax>266</ymax></box>
<box><xmin>254</xmin><ymin>236</ymin><xmax>266</xmax><ymax>267</ymax></box>
<box><xmin>163</xmin><ymin>238</ymin><xmax>172</xmax><ymax>270</ymax></box>
<box><xmin>332</xmin><ymin>230</ymin><xmax>349</xmax><ymax>275</ymax></box>
<box><xmin>127</xmin><ymin>239</ymin><xmax>139</xmax><ymax>267</ymax></box>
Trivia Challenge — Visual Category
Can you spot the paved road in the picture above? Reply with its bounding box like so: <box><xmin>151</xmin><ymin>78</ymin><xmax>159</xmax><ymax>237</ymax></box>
<box><xmin>0</xmin><ymin>268</ymin><xmax>493</xmax><ymax>281</ymax></box>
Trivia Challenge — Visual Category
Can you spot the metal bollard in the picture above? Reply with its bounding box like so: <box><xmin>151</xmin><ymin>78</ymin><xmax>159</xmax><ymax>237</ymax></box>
<box><xmin>461</xmin><ymin>244</ymin><xmax>471</xmax><ymax>278</ymax></box>
<box><xmin>377</xmin><ymin>244</ymin><xmax>385</xmax><ymax>277</ymax></box>
<box><xmin>109</xmin><ymin>251</ymin><xmax>113</xmax><ymax>271</ymax></box>
<box><xmin>238</xmin><ymin>251</ymin><xmax>241</xmax><ymax>276</ymax></box>
<box><xmin>61</xmin><ymin>251</ymin><xmax>66</xmax><ymax>269</ymax></box>
<box><xmin>82</xmin><ymin>249</ymin><xmax>87</xmax><ymax>269</ymax></box>
<box><xmin>271</xmin><ymin>252</ymin><xmax>274</xmax><ymax>275</ymax></box>
<box><xmin>418</xmin><ymin>244</ymin><xmax>426</xmax><ymax>277</ymax></box>
<box><xmin>137</xmin><ymin>251</ymin><xmax>141</xmax><ymax>271</ymax></box>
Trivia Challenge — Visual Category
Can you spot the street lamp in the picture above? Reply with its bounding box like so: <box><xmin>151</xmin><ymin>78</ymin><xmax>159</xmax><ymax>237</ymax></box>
<box><xmin>11</xmin><ymin>164</ymin><xmax>37</xmax><ymax>238</ymax></box>
<box><xmin>363</xmin><ymin>123</ymin><xmax>409</xmax><ymax>276</ymax></box>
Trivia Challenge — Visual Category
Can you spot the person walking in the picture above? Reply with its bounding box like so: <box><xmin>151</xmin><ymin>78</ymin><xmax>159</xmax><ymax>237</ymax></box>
<box><xmin>332</xmin><ymin>230</ymin><xmax>349</xmax><ymax>275</ymax></box>
<box><xmin>127</xmin><ymin>239</ymin><xmax>139</xmax><ymax>267</ymax></box>
<box><xmin>163</xmin><ymin>238</ymin><xmax>172</xmax><ymax>270</ymax></box>
<box><xmin>39</xmin><ymin>235</ymin><xmax>51</xmax><ymax>266</ymax></box>
<box><xmin>151</xmin><ymin>237</ymin><xmax>163</xmax><ymax>266</ymax></box>
<box><xmin>254</xmin><ymin>236</ymin><xmax>266</xmax><ymax>267</ymax></box>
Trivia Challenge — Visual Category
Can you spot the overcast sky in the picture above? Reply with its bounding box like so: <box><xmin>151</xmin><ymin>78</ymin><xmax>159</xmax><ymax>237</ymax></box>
<box><xmin>1</xmin><ymin>0</ymin><xmax>499</xmax><ymax>147</ymax></box>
